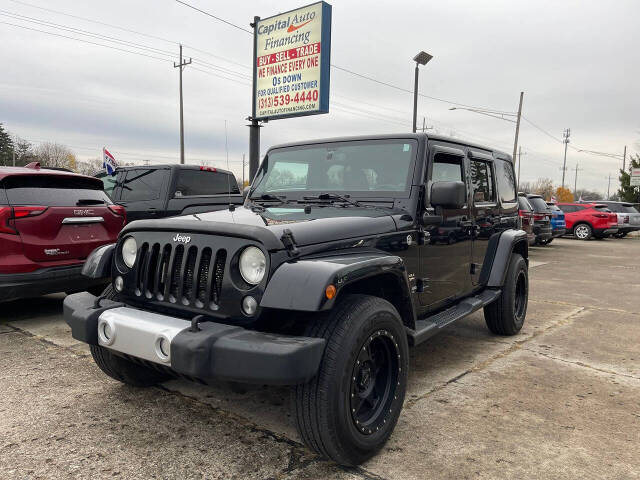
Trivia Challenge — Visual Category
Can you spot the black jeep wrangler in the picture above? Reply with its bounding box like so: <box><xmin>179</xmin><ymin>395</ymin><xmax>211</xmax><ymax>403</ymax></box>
<box><xmin>64</xmin><ymin>134</ymin><xmax>528</xmax><ymax>466</ymax></box>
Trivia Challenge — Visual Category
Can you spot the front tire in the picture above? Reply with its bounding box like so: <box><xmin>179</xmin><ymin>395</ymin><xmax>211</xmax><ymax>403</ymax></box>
<box><xmin>90</xmin><ymin>284</ymin><xmax>172</xmax><ymax>387</ymax></box>
<box><xmin>484</xmin><ymin>254</ymin><xmax>528</xmax><ymax>336</ymax></box>
<box><xmin>293</xmin><ymin>295</ymin><xmax>409</xmax><ymax>466</ymax></box>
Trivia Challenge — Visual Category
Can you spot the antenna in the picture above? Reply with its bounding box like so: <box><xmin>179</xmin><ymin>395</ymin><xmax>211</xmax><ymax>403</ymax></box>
<box><xmin>224</xmin><ymin>120</ymin><xmax>234</xmax><ymax>211</ymax></box>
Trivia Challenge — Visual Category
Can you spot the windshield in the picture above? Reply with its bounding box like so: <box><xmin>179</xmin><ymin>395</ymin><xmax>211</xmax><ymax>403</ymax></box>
<box><xmin>251</xmin><ymin>139</ymin><xmax>417</xmax><ymax>200</ymax></box>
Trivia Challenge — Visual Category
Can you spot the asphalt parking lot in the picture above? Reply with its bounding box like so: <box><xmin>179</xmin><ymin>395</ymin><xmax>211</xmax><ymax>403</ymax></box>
<box><xmin>1</xmin><ymin>236</ymin><xmax>639</xmax><ymax>480</ymax></box>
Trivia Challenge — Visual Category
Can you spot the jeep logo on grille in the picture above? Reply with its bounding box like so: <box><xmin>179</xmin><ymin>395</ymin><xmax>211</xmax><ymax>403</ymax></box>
<box><xmin>173</xmin><ymin>233</ymin><xmax>191</xmax><ymax>244</ymax></box>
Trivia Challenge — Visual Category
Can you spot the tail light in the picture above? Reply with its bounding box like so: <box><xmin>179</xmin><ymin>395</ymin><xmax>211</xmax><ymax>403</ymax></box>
<box><xmin>108</xmin><ymin>205</ymin><xmax>127</xmax><ymax>225</ymax></box>
<box><xmin>592</xmin><ymin>213</ymin><xmax>608</xmax><ymax>218</ymax></box>
<box><xmin>533</xmin><ymin>213</ymin><xmax>545</xmax><ymax>221</ymax></box>
<box><xmin>0</xmin><ymin>206</ymin><xmax>48</xmax><ymax>234</ymax></box>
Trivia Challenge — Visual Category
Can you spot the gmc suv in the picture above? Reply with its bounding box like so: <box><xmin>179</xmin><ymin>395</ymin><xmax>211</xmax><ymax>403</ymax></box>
<box><xmin>0</xmin><ymin>163</ymin><xmax>125</xmax><ymax>302</ymax></box>
<box><xmin>64</xmin><ymin>134</ymin><xmax>529</xmax><ymax>466</ymax></box>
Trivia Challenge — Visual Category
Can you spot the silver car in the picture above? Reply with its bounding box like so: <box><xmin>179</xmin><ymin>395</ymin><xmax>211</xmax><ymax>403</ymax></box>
<box><xmin>597</xmin><ymin>201</ymin><xmax>640</xmax><ymax>238</ymax></box>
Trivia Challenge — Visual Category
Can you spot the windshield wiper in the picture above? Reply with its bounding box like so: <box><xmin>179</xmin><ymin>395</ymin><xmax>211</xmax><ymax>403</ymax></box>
<box><xmin>251</xmin><ymin>193</ymin><xmax>287</xmax><ymax>202</ymax></box>
<box><xmin>303</xmin><ymin>193</ymin><xmax>361</xmax><ymax>207</ymax></box>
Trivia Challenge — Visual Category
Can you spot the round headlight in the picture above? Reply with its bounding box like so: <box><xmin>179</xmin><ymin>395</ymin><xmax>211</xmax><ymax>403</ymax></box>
<box><xmin>239</xmin><ymin>246</ymin><xmax>266</xmax><ymax>285</ymax></box>
<box><xmin>121</xmin><ymin>237</ymin><xmax>137</xmax><ymax>268</ymax></box>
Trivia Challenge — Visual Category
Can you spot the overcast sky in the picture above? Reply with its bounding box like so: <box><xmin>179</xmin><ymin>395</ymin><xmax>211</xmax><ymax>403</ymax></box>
<box><xmin>1</xmin><ymin>0</ymin><xmax>638</xmax><ymax>192</ymax></box>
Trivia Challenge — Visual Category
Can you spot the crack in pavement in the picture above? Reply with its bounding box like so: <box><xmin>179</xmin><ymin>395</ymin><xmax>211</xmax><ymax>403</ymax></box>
<box><xmin>405</xmin><ymin>306</ymin><xmax>587</xmax><ymax>408</ymax></box>
<box><xmin>529</xmin><ymin>298</ymin><xmax>640</xmax><ymax>316</ymax></box>
<box><xmin>522</xmin><ymin>347</ymin><xmax>640</xmax><ymax>381</ymax></box>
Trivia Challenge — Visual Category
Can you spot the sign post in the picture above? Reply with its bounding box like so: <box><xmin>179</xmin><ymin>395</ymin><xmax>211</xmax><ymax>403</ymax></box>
<box><xmin>248</xmin><ymin>2</ymin><xmax>332</xmax><ymax>179</ymax></box>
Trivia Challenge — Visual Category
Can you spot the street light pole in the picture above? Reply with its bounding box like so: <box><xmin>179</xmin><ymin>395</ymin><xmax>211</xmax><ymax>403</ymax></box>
<box><xmin>411</xmin><ymin>51</ymin><xmax>433</xmax><ymax>133</ymax></box>
<box><xmin>561</xmin><ymin>128</ymin><xmax>570</xmax><ymax>188</ymax></box>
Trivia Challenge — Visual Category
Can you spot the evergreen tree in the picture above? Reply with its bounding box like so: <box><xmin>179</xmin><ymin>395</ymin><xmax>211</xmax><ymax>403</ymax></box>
<box><xmin>617</xmin><ymin>154</ymin><xmax>640</xmax><ymax>203</ymax></box>
<box><xmin>0</xmin><ymin>123</ymin><xmax>14</xmax><ymax>166</ymax></box>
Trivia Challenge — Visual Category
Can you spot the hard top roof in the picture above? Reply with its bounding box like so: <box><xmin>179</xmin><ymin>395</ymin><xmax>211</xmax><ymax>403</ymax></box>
<box><xmin>0</xmin><ymin>165</ymin><xmax>101</xmax><ymax>183</ymax></box>
<box><xmin>107</xmin><ymin>164</ymin><xmax>234</xmax><ymax>175</ymax></box>
<box><xmin>265</xmin><ymin>133</ymin><xmax>512</xmax><ymax>161</ymax></box>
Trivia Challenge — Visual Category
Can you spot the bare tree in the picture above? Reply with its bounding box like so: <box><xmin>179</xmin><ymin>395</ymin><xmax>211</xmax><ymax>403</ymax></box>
<box><xmin>35</xmin><ymin>142</ymin><xmax>77</xmax><ymax>170</ymax></box>
<box><xmin>531</xmin><ymin>177</ymin><xmax>554</xmax><ymax>200</ymax></box>
<box><xmin>75</xmin><ymin>158</ymin><xmax>104</xmax><ymax>176</ymax></box>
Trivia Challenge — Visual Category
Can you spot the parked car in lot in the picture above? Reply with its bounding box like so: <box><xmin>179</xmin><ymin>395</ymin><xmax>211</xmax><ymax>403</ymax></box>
<box><xmin>98</xmin><ymin>164</ymin><xmax>243</xmax><ymax>222</ymax></box>
<box><xmin>64</xmin><ymin>133</ymin><xmax>529</xmax><ymax>466</ymax></box>
<box><xmin>595</xmin><ymin>201</ymin><xmax>640</xmax><ymax>238</ymax></box>
<box><xmin>525</xmin><ymin>194</ymin><xmax>553</xmax><ymax>245</ymax></box>
<box><xmin>546</xmin><ymin>202</ymin><xmax>567</xmax><ymax>241</ymax></box>
<box><xmin>0</xmin><ymin>163</ymin><xmax>126</xmax><ymax>302</ymax></box>
<box><xmin>517</xmin><ymin>194</ymin><xmax>535</xmax><ymax>245</ymax></box>
<box><xmin>557</xmin><ymin>202</ymin><xmax>618</xmax><ymax>240</ymax></box>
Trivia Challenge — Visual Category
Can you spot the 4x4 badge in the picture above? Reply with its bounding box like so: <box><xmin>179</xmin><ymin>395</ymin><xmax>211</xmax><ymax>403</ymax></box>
<box><xmin>172</xmin><ymin>234</ymin><xmax>191</xmax><ymax>244</ymax></box>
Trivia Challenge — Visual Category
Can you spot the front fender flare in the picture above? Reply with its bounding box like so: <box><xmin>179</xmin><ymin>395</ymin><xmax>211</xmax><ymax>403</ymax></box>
<box><xmin>81</xmin><ymin>243</ymin><xmax>115</xmax><ymax>279</ymax></box>
<box><xmin>260</xmin><ymin>253</ymin><xmax>411</xmax><ymax>312</ymax></box>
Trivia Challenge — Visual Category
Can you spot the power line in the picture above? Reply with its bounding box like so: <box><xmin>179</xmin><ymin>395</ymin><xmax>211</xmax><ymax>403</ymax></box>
<box><xmin>5</xmin><ymin>0</ymin><xmax>251</xmax><ymax>70</ymax></box>
<box><xmin>175</xmin><ymin>0</ymin><xmax>253</xmax><ymax>34</ymax></box>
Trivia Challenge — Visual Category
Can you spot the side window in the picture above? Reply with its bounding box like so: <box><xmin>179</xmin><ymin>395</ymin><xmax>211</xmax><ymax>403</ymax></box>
<box><xmin>174</xmin><ymin>170</ymin><xmax>240</xmax><ymax>196</ymax></box>
<box><xmin>120</xmin><ymin>169</ymin><xmax>168</xmax><ymax>202</ymax></box>
<box><xmin>494</xmin><ymin>159</ymin><xmax>516</xmax><ymax>203</ymax></box>
<box><xmin>431</xmin><ymin>153</ymin><xmax>464</xmax><ymax>183</ymax></box>
<box><xmin>558</xmin><ymin>205</ymin><xmax>572</xmax><ymax>213</ymax></box>
<box><xmin>470</xmin><ymin>160</ymin><xmax>495</xmax><ymax>203</ymax></box>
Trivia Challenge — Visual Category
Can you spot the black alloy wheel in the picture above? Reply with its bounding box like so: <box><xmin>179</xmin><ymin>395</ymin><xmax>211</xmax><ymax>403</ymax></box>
<box><xmin>349</xmin><ymin>329</ymin><xmax>400</xmax><ymax>436</ymax></box>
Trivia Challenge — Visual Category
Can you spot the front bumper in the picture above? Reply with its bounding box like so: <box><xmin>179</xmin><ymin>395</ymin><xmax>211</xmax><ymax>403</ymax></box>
<box><xmin>63</xmin><ymin>292</ymin><xmax>325</xmax><ymax>385</ymax></box>
<box><xmin>0</xmin><ymin>265</ymin><xmax>107</xmax><ymax>302</ymax></box>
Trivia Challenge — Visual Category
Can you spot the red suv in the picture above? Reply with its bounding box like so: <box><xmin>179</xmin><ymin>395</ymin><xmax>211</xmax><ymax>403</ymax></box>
<box><xmin>0</xmin><ymin>163</ymin><xmax>126</xmax><ymax>302</ymax></box>
<box><xmin>557</xmin><ymin>202</ymin><xmax>618</xmax><ymax>240</ymax></box>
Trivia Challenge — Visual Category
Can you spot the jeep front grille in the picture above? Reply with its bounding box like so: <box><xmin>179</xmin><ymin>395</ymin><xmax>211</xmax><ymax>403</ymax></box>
<box><xmin>134</xmin><ymin>242</ymin><xmax>227</xmax><ymax>310</ymax></box>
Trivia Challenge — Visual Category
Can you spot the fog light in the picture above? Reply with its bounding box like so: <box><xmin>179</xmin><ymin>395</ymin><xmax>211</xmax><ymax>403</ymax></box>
<box><xmin>114</xmin><ymin>275</ymin><xmax>124</xmax><ymax>292</ymax></box>
<box><xmin>241</xmin><ymin>296</ymin><xmax>258</xmax><ymax>316</ymax></box>
<box><xmin>98</xmin><ymin>319</ymin><xmax>115</xmax><ymax>346</ymax></box>
<box><xmin>154</xmin><ymin>336</ymin><xmax>171</xmax><ymax>362</ymax></box>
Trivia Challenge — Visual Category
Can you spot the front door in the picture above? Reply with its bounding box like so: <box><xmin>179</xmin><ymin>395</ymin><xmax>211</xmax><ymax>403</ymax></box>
<box><xmin>419</xmin><ymin>146</ymin><xmax>472</xmax><ymax>312</ymax></box>
<box><xmin>117</xmin><ymin>168</ymin><xmax>170</xmax><ymax>221</ymax></box>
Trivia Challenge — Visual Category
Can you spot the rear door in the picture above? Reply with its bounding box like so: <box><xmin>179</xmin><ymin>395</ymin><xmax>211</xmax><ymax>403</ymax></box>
<box><xmin>3</xmin><ymin>174</ymin><xmax>126</xmax><ymax>264</ymax></box>
<box><xmin>117</xmin><ymin>168</ymin><xmax>170</xmax><ymax>221</ymax></box>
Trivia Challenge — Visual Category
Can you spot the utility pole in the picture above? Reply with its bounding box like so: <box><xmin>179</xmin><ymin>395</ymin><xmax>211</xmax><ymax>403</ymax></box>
<box><xmin>517</xmin><ymin>146</ymin><xmax>527</xmax><ymax>188</ymax></box>
<box><xmin>174</xmin><ymin>44</ymin><xmax>192</xmax><ymax>164</ymax></box>
<box><xmin>12</xmin><ymin>149</ymin><xmax>16</xmax><ymax>167</ymax></box>
<box><xmin>242</xmin><ymin>153</ymin><xmax>246</xmax><ymax>187</ymax></box>
<box><xmin>512</xmin><ymin>91</ymin><xmax>524</xmax><ymax>163</ymax></box>
<box><xmin>561</xmin><ymin>128</ymin><xmax>570</xmax><ymax>188</ymax></box>
<box><xmin>607</xmin><ymin>174</ymin><xmax>612</xmax><ymax>200</ymax></box>
<box><xmin>622</xmin><ymin>145</ymin><xmax>627</xmax><ymax>172</ymax></box>
<box><xmin>248</xmin><ymin>16</ymin><xmax>263</xmax><ymax>180</ymax></box>
<box><xmin>572</xmin><ymin>162</ymin><xmax>582</xmax><ymax>198</ymax></box>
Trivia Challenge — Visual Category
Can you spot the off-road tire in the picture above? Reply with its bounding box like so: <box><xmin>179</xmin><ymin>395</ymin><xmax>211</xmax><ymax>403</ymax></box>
<box><xmin>573</xmin><ymin>223</ymin><xmax>592</xmax><ymax>240</ymax></box>
<box><xmin>293</xmin><ymin>295</ymin><xmax>409</xmax><ymax>466</ymax></box>
<box><xmin>484</xmin><ymin>254</ymin><xmax>528</xmax><ymax>336</ymax></box>
<box><xmin>89</xmin><ymin>284</ymin><xmax>172</xmax><ymax>387</ymax></box>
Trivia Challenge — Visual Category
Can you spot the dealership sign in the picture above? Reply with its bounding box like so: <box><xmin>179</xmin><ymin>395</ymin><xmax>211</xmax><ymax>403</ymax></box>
<box><xmin>253</xmin><ymin>2</ymin><xmax>331</xmax><ymax>120</ymax></box>
<box><xmin>631</xmin><ymin>167</ymin><xmax>640</xmax><ymax>187</ymax></box>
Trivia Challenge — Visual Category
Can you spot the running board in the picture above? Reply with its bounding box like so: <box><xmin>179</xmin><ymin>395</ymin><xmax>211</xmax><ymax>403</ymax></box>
<box><xmin>407</xmin><ymin>289</ymin><xmax>501</xmax><ymax>346</ymax></box>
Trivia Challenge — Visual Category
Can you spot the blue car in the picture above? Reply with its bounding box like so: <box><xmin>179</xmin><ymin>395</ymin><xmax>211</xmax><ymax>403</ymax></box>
<box><xmin>546</xmin><ymin>203</ymin><xmax>567</xmax><ymax>243</ymax></box>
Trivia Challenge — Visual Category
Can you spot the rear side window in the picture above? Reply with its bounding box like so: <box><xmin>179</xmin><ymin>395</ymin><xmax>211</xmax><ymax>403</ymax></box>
<box><xmin>623</xmin><ymin>205</ymin><xmax>639</xmax><ymax>214</ymax></box>
<box><xmin>527</xmin><ymin>197</ymin><xmax>550</xmax><ymax>213</ymax></box>
<box><xmin>120</xmin><ymin>169</ymin><xmax>168</xmax><ymax>202</ymax></box>
<box><xmin>594</xmin><ymin>206</ymin><xmax>611</xmax><ymax>212</ymax></box>
<box><xmin>174</xmin><ymin>170</ymin><xmax>240</xmax><ymax>196</ymax></box>
<box><xmin>547</xmin><ymin>204</ymin><xmax>561</xmax><ymax>212</ymax></box>
<box><xmin>518</xmin><ymin>197</ymin><xmax>532</xmax><ymax>211</ymax></box>
<box><xmin>494</xmin><ymin>159</ymin><xmax>517</xmax><ymax>203</ymax></box>
<box><xmin>470</xmin><ymin>160</ymin><xmax>495</xmax><ymax>203</ymax></box>
<box><xmin>3</xmin><ymin>175</ymin><xmax>110</xmax><ymax>206</ymax></box>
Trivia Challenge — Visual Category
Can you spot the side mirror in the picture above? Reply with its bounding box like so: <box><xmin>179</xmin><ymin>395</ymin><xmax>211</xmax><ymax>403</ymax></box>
<box><xmin>242</xmin><ymin>186</ymin><xmax>251</xmax><ymax>199</ymax></box>
<box><xmin>430</xmin><ymin>181</ymin><xmax>466</xmax><ymax>209</ymax></box>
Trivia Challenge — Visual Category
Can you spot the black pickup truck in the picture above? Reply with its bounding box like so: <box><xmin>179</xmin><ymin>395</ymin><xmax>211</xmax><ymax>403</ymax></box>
<box><xmin>98</xmin><ymin>165</ymin><xmax>243</xmax><ymax>221</ymax></box>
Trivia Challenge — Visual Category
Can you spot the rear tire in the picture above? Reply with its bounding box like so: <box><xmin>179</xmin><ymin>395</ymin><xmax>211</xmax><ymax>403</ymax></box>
<box><xmin>573</xmin><ymin>223</ymin><xmax>592</xmax><ymax>240</ymax></box>
<box><xmin>293</xmin><ymin>295</ymin><xmax>409</xmax><ymax>466</ymax></box>
<box><xmin>484</xmin><ymin>254</ymin><xmax>528</xmax><ymax>336</ymax></box>
<box><xmin>89</xmin><ymin>284</ymin><xmax>172</xmax><ymax>387</ymax></box>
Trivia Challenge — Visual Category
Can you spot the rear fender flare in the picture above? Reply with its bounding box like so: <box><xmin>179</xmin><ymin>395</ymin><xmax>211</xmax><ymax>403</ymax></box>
<box><xmin>480</xmin><ymin>230</ymin><xmax>528</xmax><ymax>287</ymax></box>
<box><xmin>260</xmin><ymin>253</ymin><xmax>414</xmax><ymax>318</ymax></box>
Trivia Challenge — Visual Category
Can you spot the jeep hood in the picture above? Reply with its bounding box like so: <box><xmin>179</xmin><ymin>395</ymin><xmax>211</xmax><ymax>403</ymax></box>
<box><xmin>122</xmin><ymin>205</ymin><xmax>401</xmax><ymax>249</ymax></box>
